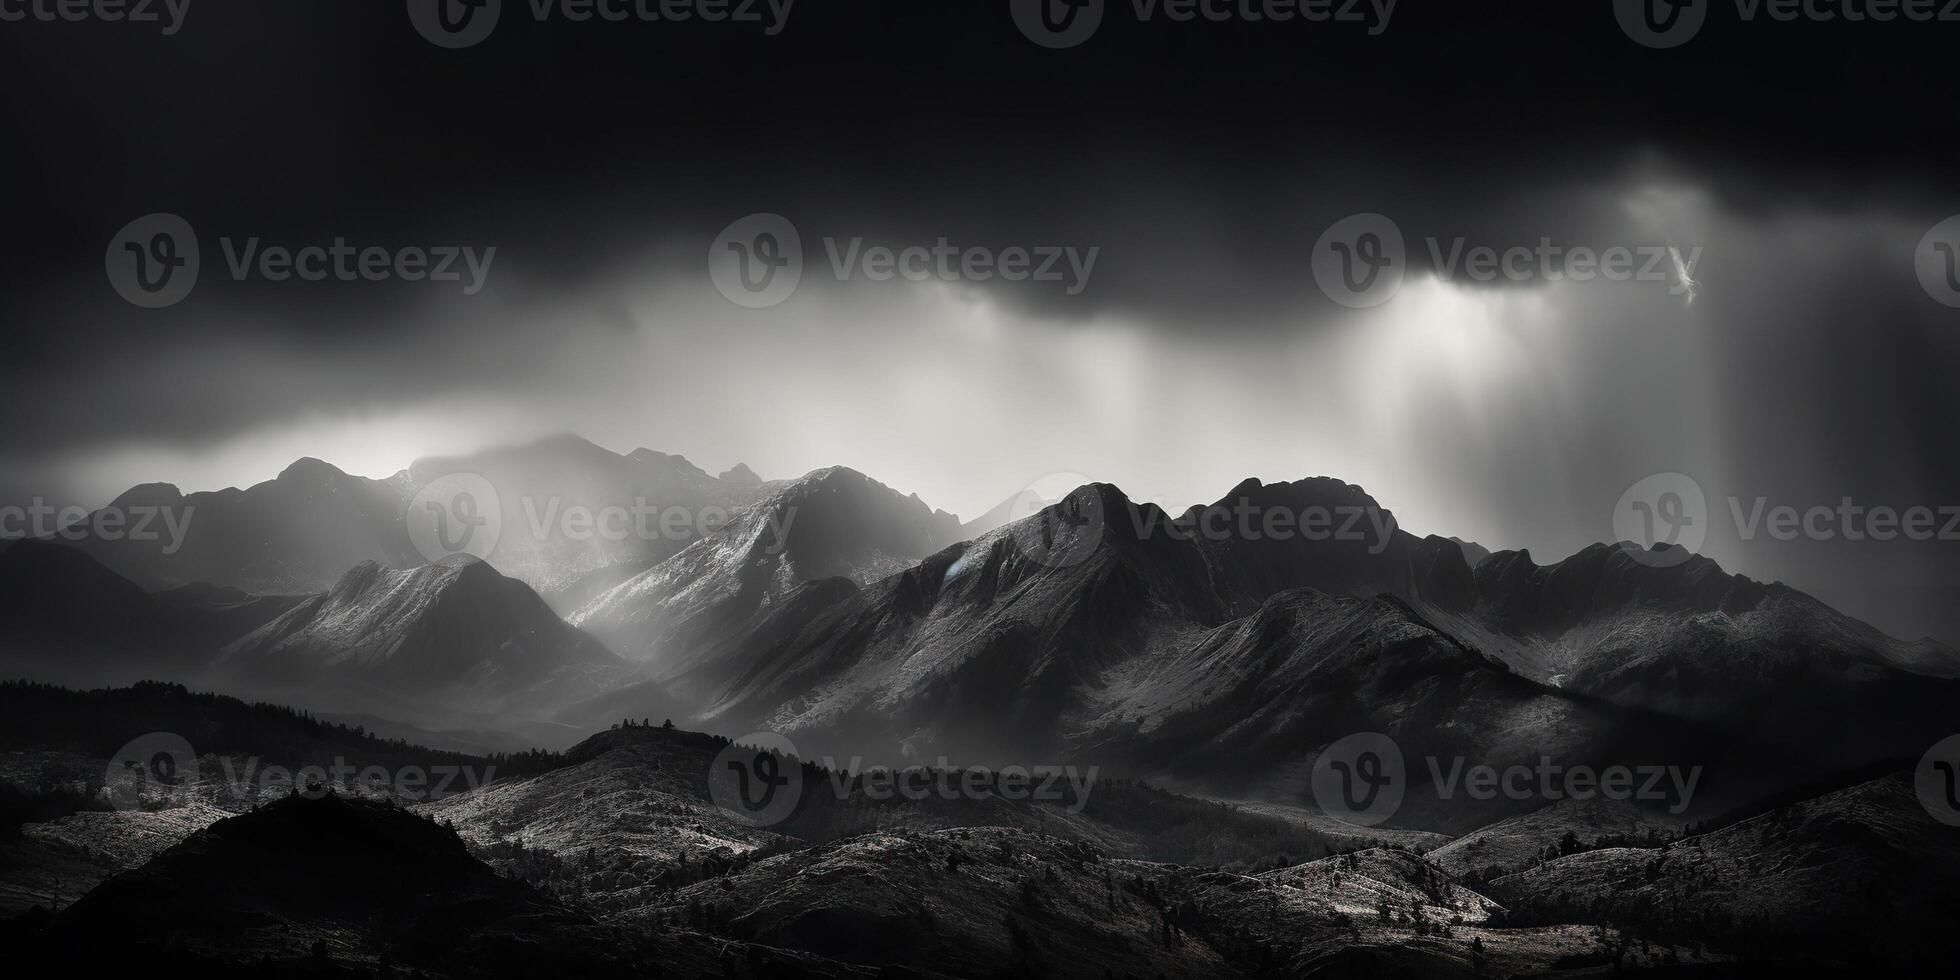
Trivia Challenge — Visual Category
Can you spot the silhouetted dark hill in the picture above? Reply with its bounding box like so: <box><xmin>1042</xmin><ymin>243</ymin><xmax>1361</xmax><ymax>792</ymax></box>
<box><xmin>25</xmin><ymin>794</ymin><xmax>736</xmax><ymax>976</ymax></box>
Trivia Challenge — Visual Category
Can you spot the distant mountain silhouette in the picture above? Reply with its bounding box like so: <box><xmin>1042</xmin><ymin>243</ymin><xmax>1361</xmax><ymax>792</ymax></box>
<box><xmin>59</xmin><ymin>434</ymin><xmax>764</xmax><ymax>606</ymax></box>
<box><xmin>69</xmin><ymin>457</ymin><xmax>415</xmax><ymax>597</ymax></box>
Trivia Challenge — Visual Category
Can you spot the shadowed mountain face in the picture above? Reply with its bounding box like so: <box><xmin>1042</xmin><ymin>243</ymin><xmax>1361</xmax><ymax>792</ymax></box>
<box><xmin>0</xmin><ymin>541</ymin><xmax>291</xmax><ymax>685</ymax></box>
<box><xmin>220</xmin><ymin>555</ymin><xmax>628</xmax><ymax>720</ymax></box>
<box><xmin>0</xmin><ymin>539</ymin><xmax>188</xmax><ymax>666</ymax></box>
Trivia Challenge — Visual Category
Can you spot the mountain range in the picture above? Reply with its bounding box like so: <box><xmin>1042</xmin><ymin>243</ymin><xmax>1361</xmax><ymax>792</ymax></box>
<box><xmin>4</xmin><ymin>434</ymin><xmax>1957</xmax><ymax>824</ymax></box>
<box><xmin>58</xmin><ymin>434</ymin><xmax>775</xmax><ymax>614</ymax></box>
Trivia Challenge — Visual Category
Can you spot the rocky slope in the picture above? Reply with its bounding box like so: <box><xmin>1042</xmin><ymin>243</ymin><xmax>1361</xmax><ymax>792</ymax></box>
<box><xmin>1425</xmin><ymin>796</ymin><xmax>1680</xmax><ymax>879</ymax></box>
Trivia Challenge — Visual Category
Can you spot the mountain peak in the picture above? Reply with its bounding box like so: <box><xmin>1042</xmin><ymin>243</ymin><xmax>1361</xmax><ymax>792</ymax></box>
<box><xmin>107</xmin><ymin>481</ymin><xmax>185</xmax><ymax>508</ymax></box>
<box><xmin>718</xmin><ymin>463</ymin><xmax>763</xmax><ymax>485</ymax></box>
<box><xmin>1208</xmin><ymin>475</ymin><xmax>1388</xmax><ymax>514</ymax></box>
<box><xmin>522</xmin><ymin>432</ymin><xmax>625</xmax><ymax>461</ymax></box>
<box><xmin>627</xmin><ymin>447</ymin><xmax>710</xmax><ymax>479</ymax></box>
<box><xmin>276</xmin><ymin>457</ymin><xmax>349</xmax><ymax>483</ymax></box>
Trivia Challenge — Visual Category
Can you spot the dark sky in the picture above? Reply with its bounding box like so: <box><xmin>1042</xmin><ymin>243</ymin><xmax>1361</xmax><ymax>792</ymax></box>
<box><xmin>3</xmin><ymin>0</ymin><xmax>1959</xmax><ymax>643</ymax></box>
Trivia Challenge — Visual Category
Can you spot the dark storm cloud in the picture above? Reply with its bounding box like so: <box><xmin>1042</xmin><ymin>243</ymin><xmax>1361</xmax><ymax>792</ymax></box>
<box><xmin>2</xmin><ymin>1</ymin><xmax>1959</xmax><ymax>640</ymax></box>
<box><xmin>4</xmin><ymin>0</ymin><xmax>1956</xmax><ymax>348</ymax></box>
